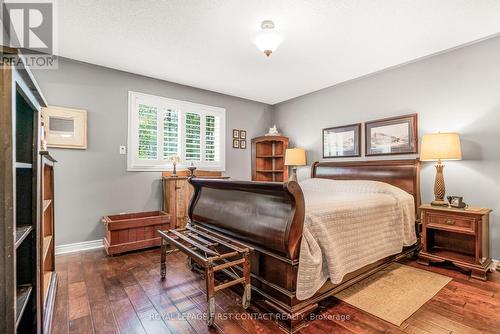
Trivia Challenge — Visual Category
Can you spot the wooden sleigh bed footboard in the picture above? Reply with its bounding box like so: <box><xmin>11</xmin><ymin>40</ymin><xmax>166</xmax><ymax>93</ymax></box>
<box><xmin>187</xmin><ymin>159</ymin><xmax>421</xmax><ymax>332</ymax></box>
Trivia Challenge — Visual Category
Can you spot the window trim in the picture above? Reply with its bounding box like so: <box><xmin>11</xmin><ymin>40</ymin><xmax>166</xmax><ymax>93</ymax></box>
<box><xmin>127</xmin><ymin>91</ymin><xmax>226</xmax><ymax>172</ymax></box>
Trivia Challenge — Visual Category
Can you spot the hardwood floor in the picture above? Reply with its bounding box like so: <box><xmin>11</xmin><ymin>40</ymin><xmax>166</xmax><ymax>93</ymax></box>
<box><xmin>52</xmin><ymin>248</ymin><xmax>500</xmax><ymax>334</ymax></box>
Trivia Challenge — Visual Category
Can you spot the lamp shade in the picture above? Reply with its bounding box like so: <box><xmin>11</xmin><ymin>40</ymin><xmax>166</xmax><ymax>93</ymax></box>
<box><xmin>420</xmin><ymin>132</ymin><xmax>462</xmax><ymax>161</ymax></box>
<box><xmin>284</xmin><ymin>148</ymin><xmax>306</xmax><ymax>166</ymax></box>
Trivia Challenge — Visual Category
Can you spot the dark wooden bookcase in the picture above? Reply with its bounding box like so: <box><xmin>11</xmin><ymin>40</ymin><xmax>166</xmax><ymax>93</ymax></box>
<box><xmin>0</xmin><ymin>49</ymin><xmax>49</xmax><ymax>333</ymax></box>
<box><xmin>251</xmin><ymin>135</ymin><xmax>289</xmax><ymax>182</ymax></box>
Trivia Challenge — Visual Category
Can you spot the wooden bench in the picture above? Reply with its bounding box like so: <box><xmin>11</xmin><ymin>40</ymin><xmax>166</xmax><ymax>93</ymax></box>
<box><xmin>158</xmin><ymin>224</ymin><xmax>252</xmax><ymax>326</ymax></box>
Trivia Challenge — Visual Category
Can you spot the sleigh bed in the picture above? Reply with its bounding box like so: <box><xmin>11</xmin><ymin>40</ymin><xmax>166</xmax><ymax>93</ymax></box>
<box><xmin>187</xmin><ymin>159</ymin><xmax>421</xmax><ymax>332</ymax></box>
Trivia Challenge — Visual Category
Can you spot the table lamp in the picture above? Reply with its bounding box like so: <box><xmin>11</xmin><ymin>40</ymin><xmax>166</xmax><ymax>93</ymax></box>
<box><xmin>420</xmin><ymin>132</ymin><xmax>462</xmax><ymax>206</ymax></box>
<box><xmin>284</xmin><ymin>148</ymin><xmax>306</xmax><ymax>182</ymax></box>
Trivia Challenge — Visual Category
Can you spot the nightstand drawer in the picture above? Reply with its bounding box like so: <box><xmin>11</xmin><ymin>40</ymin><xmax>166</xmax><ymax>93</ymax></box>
<box><xmin>426</xmin><ymin>213</ymin><xmax>475</xmax><ymax>232</ymax></box>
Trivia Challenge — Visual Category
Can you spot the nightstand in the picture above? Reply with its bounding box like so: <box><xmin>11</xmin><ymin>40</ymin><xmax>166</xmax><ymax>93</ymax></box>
<box><xmin>418</xmin><ymin>204</ymin><xmax>492</xmax><ymax>280</ymax></box>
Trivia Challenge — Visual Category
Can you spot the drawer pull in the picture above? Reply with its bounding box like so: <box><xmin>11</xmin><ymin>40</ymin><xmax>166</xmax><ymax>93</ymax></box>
<box><xmin>445</xmin><ymin>219</ymin><xmax>456</xmax><ymax>225</ymax></box>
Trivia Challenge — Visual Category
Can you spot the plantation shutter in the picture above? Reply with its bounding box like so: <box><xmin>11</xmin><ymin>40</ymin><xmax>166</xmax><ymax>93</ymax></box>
<box><xmin>137</xmin><ymin>104</ymin><xmax>158</xmax><ymax>160</ymax></box>
<box><xmin>163</xmin><ymin>108</ymin><xmax>179</xmax><ymax>158</ymax></box>
<box><xmin>205</xmin><ymin>115</ymin><xmax>219</xmax><ymax>162</ymax></box>
<box><xmin>185</xmin><ymin>112</ymin><xmax>201</xmax><ymax>161</ymax></box>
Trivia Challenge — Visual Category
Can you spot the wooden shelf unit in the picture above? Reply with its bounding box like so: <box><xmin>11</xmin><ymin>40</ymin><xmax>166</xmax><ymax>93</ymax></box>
<box><xmin>1</xmin><ymin>48</ymin><xmax>47</xmax><ymax>333</ymax></box>
<box><xmin>40</xmin><ymin>151</ymin><xmax>57</xmax><ymax>334</ymax></box>
<box><xmin>251</xmin><ymin>135</ymin><xmax>289</xmax><ymax>182</ymax></box>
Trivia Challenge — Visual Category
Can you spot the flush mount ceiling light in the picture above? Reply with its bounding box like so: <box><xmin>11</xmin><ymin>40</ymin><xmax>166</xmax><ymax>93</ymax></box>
<box><xmin>253</xmin><ymin>20</ymin><xmax>283</xmax><ymax>57</ymax></box>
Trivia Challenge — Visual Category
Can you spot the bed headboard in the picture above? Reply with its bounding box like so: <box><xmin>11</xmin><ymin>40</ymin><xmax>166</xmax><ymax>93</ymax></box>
<box><xmin>311</xmin><ymin>159</ymin><xmax>421</xmax><ymax>210</ymax></box>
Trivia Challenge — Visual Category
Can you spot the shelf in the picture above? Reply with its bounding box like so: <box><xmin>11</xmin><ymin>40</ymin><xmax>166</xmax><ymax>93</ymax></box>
<box><xmin>428</xmin><ymin>247</ymin><xmax>476</xmax><ymax>264</ymax></box>
<box><xmin>43</xmin><ymin>199</ymin><xmax>52</xmax><ymax>212</ymax></box>
<box><xmin>43</xmin><ymin>271</ymin><xmax>55</xmax><ymax>305</ymax></box>
<box><xmin>40</xmin><ymin>151</ymin><xmax>57</xmax><ymax>162</ymax></box>
<box><xmin>16</xmin><ymin>284</ymin><xmax>32</xmax><ymax>328</ymax></box>
<box><xmin>15</xmin><ymin>225</ymin><xmax>32</xmax><ymax>249</ymax></box>
<box><xmin>256</xmin><ymin>155</ymin><xmax>284</xmax><ymax>158</ymax></box>
<box><xmin>43</xmin><ymin>236</ymin><xmax>52</xmax><ymax>261</ymax></box>
<box><xmin>15</xmin><ymin>162</ymin><xmax>32</xmax><ymax>169</ymax></box>
<box><xmin>256</xmin><ymin>170</ymin><xmax>284</xmax><ymax>173</ymax></box>
<box><xmin>42</xmin><ymin>271</ymin><xmax>57</xmax><ymax>305</ymax></box>
<box><xmin>42</xmin><ymin>272</ymin><xmax>57</xmax><ymax>333</ymax></box>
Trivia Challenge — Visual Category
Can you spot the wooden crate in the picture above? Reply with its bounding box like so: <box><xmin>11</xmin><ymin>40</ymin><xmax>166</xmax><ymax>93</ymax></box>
<box><xmin>102</xmin><ymin>211</ymin><xmax>171</xmax><ymax>255</ymax></box>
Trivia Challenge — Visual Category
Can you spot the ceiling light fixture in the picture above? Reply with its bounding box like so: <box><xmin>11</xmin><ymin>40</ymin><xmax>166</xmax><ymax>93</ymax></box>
<box><xmin>254</xmin><ymin>20</ymin><xmax>283</xmax><ymax>57</ymax></box>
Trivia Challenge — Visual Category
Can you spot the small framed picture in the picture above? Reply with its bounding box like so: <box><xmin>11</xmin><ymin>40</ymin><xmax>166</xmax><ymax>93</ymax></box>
<box><xmin>447</xmin><ymin>196</ymin><xmax>466</xmax><ymax>208</ymax></box>
<box><xmin>42</xmin><ymin>106</ymin><xmax>88</xmax><ymax>149</ymax></box>
<box><xmin>240</xmin><ymin>140</ymin><xmax>246</xmax><ymax>149</ymax></box>
<box><xmin>365</xmin><ymin>114</ymin><xmax>418</xmax><ymax>156</ymax></box>
<box><xmin>232</xmin><ymin>139</ymin><xmax>240</xmax><ymax>148</ymax></box>
<box><xmin>233</xmin><ymin>129</ymin><xmax>240</xmax><ymax>138</ymax></box>
<box><xmin>240</xmin><ymin>130</ymin><xmax>246</xmax><ymax>139</ymax></box>
<box><xmin>322</xmin><ymin>123</ymin><xmax>361</xmax><ymax>158</ymax></box>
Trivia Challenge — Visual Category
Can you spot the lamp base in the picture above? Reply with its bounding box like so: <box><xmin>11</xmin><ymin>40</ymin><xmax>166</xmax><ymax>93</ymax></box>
<box><xmin>431</xmin><ymin>162</ymin><xmax>447</xmax><ymax>207</ymax></box>
<box><xmin>288</xmin><ymin>167</ymin><xmax>298</xmax><ymax>183</ymax></box>
<box><xmin>431</xmin><ymin>200</ymin><xmax>449</xmax><ymax>207</ymax></box>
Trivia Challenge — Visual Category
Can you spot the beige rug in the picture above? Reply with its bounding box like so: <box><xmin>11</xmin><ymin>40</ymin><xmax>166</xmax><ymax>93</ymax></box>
<box><xmin>334</xmin><ymin>263</ymin><xmax>451</xmax><ymax>326</ymax></box>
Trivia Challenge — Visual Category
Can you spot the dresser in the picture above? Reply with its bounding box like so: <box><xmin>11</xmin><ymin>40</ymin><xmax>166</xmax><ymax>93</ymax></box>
<box><xmin>418</xmin><ymin>204</ymin><xmax>492</xmax><ymax>280</ymax></box>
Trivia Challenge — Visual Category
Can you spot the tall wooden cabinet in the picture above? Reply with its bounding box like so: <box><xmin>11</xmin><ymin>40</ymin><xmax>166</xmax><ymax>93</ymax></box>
<box><xmin>40</xmin><ymin>152</ymin><xmax>57</xmax><ymax>333</ymax></box>
<box><xmin>163</xmin><ymin>177</ymin><xmax>193</xmax><ymax>230</ymax></box>
<box><xmin>162</xmin><ymin>171</ymin><xmax>228</xmax><ymax>229</ymax></box>
<box><xmin>251</xmin><ymin>135</ymin><xmax>289</xmax><ymax>182</ymax></box>
<box><xmin>0</xmin><ymin>49</ymin><xmax>55</xmax><ymax>333</ymax></box>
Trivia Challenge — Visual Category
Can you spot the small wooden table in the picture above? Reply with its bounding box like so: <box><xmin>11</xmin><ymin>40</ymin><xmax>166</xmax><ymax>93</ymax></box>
<box><xmin>418</xmin><ymin>204</ymin><xmax>492</xmax><ymax>280</ymax></box>
<box><xmin>158</xmin><ymin>224</ymin><xmax>252</xmax><ymax>325</ymax></box>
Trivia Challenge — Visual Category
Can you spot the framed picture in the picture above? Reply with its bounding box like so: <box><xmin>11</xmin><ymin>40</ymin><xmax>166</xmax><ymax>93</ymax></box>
<box><xmin>42</xmin><ymin>106</ymin><xmax>87</xmax><ymax>149</ymax></box>
<box><xmin>322</xmin><ymin>123</ymin><xmax>361</xmax><ymax>158</ymax></box>
<box><xmin>240</xmin><ymin>130</ymin><xmax>246</xmax><ymax>139</ymax></box>
<box><xmin>240</xmin><ymin>140</ymin><xmax>246</xmax><ymax>149</ymax></box>
<box><xmin>233</xmin><ymin>129</ymin><xmax>240</xmax><ymax>138</ymax></box>
<box><xmin>232</xmin><ymin>139</ymin><xmax>240</xmax><ymax>148</ymax></box>
<box><xmin>365</xmin><ymin>114</ymin><xmax>418</xmax><ymax>156</ymax></box>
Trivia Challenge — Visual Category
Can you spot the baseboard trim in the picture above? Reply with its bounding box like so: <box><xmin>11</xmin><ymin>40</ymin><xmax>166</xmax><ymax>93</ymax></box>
<box><xmin>55</xmin><ymin>239</ymin><xmax>104</xmax><ymax>255</ymax></box>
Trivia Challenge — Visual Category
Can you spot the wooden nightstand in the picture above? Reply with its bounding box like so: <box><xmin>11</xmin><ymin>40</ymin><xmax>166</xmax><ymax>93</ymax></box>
<box><xmin>418</xmin><ymin>204</ymin><xmax>492</xmax><ymax>280</ymax></box>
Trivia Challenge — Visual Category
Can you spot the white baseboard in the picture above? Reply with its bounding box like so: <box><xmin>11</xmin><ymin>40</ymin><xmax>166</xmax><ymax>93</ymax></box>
<box><xmin>55</xmin><ymin>239</ymin><xmax>104</xmax><ymax>255</ymax></box>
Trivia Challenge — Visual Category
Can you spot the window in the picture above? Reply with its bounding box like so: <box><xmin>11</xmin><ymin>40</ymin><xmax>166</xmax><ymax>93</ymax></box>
<box><xmin>128</xmin><ymin>91</ymin><xmax>226</xmax><ymax>171</ymax></box>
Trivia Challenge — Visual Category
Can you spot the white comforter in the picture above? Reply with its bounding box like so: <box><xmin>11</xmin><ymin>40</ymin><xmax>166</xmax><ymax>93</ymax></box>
<box><xmin>296</xmin><ymin>178</ymin><xmax>416</xmax><ymax>300</ymax></box>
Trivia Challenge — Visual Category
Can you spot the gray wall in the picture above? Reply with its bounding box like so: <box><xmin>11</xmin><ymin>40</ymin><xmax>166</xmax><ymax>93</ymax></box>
<box><xmin>273</xmin><ymin>36</ymin><xmax>500</xmax><ymax>259</ymax></box>
<box><xmin>33</xmin><ymin>58</ymin><xmax>272</xmax><ymax>246</ymax></box>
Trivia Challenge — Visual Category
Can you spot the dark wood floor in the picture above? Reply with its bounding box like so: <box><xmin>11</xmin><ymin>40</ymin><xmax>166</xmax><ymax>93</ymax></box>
<box><xmin>52</xmin><ymin>248</ymin><xmax>500</xmax><ymax>334</ymax></box>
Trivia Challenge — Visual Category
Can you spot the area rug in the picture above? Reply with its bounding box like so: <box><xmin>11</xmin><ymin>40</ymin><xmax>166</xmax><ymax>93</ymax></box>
<box><xmin>334</xmin><ymin>263</ymin><xmax>452</xmax><ymax>326</ymax></box>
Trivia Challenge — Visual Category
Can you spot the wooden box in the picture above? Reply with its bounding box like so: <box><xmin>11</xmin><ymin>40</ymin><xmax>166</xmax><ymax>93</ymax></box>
<box><xmin>102</xmin><ymin>211</ymin><xmax>171</xmax><ymax>255</ymax></box>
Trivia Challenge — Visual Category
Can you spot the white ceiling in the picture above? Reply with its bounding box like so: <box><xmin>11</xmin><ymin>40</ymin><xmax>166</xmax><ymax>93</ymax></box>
<box><xmin>56</xmin><ymin>0</ymin><xmax>500</xmax><ymax>104</ymax></box>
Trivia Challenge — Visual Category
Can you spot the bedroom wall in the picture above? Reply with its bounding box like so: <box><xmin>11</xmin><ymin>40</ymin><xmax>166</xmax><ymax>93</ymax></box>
<box><xmin>273</xmin><ymin>35</ymin><xmax>500</xmax><ymax>259</ymax></box>
<box><xmin>32</xmin><ymin>58</ymin><xmax>272</xmax><ymax>246</ymax></box>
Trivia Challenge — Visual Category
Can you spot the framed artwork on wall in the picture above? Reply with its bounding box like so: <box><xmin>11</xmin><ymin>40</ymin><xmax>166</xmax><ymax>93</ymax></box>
<box><xmin>233</xmin><ymin>129</ymin><xmax>240</xmax><ymax>138</ymax></box>
<box><xmin>240</xmin><ymin>140</ymin><xmax>246</xmax><ymax>149</ymax></box>
<box><xmin>365</xmin><ymin>114</ymin><xmax>418</xmax><ymax>156</ymax></box>
<box><xmin>42</xmin><ymin>106</ymin><xmax>88</xmax><ymax>149</ymax></box>
<box><xmin>322</xmin><ymin>123</ymin><xmax>361</xmax><ymax>158</ymax></box>
<box><xmin>232</xmin><ymin>139</ymin><xmax>240</xmax><ymax>148</ymax></box>
<box><xmin>240</xmin><ymin>130</ymin><xmax>246</xmax><ymax>139</ymax></box>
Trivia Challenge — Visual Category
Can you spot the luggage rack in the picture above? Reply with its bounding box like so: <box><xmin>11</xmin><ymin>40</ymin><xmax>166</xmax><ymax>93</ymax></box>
<box><xmin>158</xmin><ymin>223</ymin><xmax>252</xmax><ymax>326</ymax></box>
